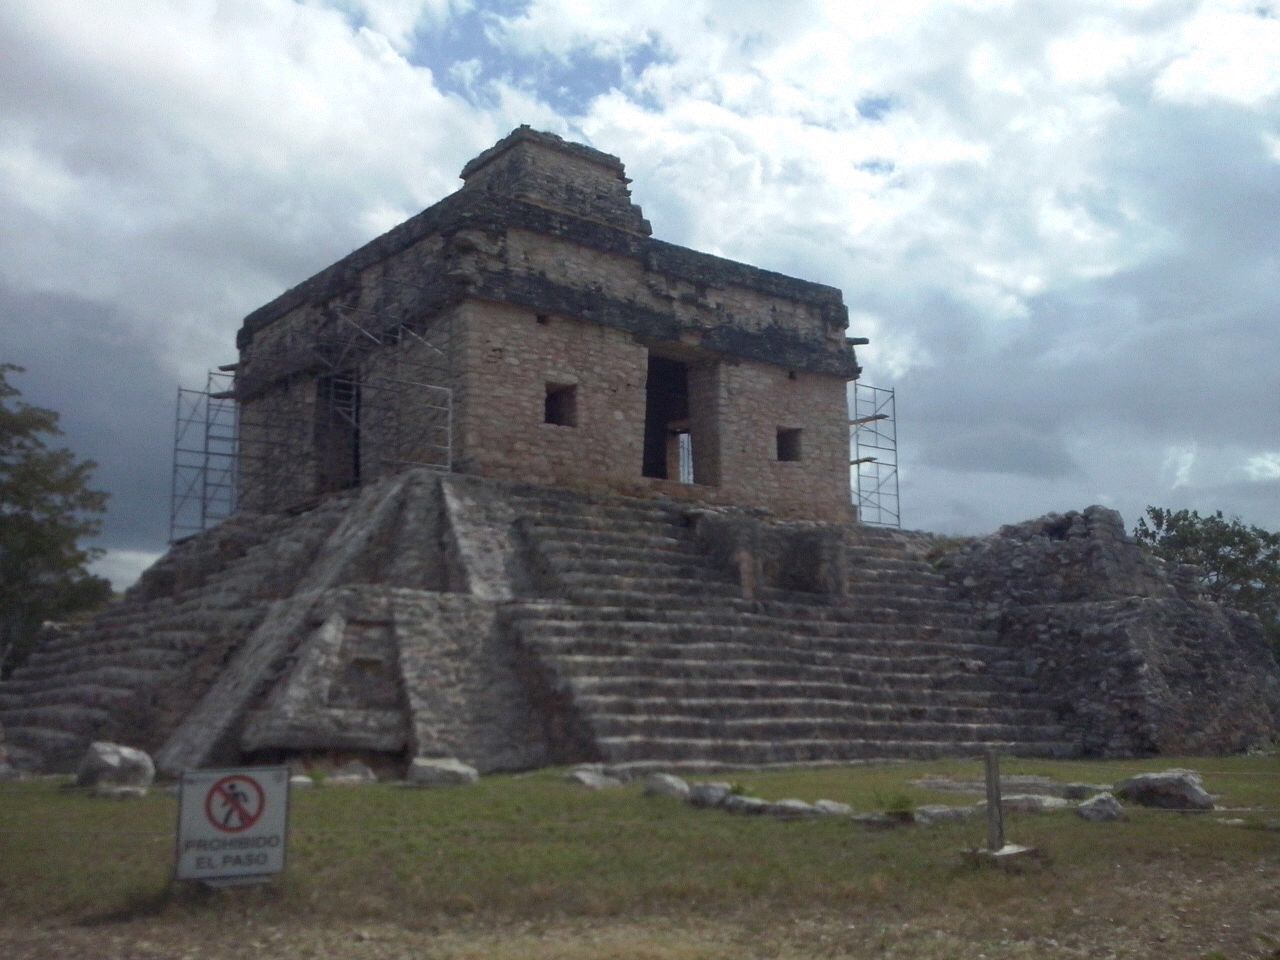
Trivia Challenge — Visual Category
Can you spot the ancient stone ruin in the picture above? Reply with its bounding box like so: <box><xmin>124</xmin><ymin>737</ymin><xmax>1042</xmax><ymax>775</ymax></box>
<box><xmin>1</xmin><ymin>128</ymin><xmax>1276</xmax><ymax>776</ymax></box>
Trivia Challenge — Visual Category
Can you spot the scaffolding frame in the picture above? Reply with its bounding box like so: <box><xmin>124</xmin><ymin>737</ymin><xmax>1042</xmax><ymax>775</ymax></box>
<box><xmin>170</xmin><ymin>371</ymin><xmax>239</xmax><ymax>541</ymax></box>
<box><xmin>850</xmin><ymin>382</ymin><xmax>900</xmax><ymax>528</ymax></box>
<box><xmin>170</xmin><ymin>304</ymin><xmax>454</xmax><ymax>542</ymax></box>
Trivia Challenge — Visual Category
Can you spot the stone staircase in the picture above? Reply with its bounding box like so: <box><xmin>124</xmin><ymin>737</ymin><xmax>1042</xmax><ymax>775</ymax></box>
<box><xmin>504</xmin><ymin>486</ymin><xmax>1077</xmax><ymax>770</ymax></box>
<box><xmin>0</xmin><ymin>498</ymin><xmax>352</xmax><ymax>772</ymax></box>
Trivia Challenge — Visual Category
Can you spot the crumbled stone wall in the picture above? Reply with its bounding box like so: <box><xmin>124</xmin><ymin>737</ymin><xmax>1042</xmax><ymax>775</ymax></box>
<box><xmin>691</xmin><ymin>510</ymin><xmax>848</xmax><ymax>599</ymax></box>
<box><xmin>501</xmin><ymin>226</ymin><xmax>843</xmax><ymax>349</ymax></box>
<box><xmin>459</xmin><ymin>131</ymin><xmax>651</xmax><ymax>236</ymax></box>
<box><xmin>937</xmin><ymin>506</ymin><xmax>1280</xmax><ymax>755</ymax></box>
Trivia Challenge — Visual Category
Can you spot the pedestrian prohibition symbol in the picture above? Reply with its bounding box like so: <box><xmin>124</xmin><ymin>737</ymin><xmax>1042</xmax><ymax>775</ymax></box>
<box><xmin>204</xmin><ymin>774</ymin><xmax>265</xmax><ymax>833</ymax></box>
<box><xmin>176</xmin><ymin>766</ymin><xmax>290</xmax><ymax>885</ymax></box>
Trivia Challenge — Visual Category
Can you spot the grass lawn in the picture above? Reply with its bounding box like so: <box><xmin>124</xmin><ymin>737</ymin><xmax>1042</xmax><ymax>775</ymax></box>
<box><xmin>1</xmin><ymin>754</ymin><xmax>1278</xmax><ymax>959</ymax></box>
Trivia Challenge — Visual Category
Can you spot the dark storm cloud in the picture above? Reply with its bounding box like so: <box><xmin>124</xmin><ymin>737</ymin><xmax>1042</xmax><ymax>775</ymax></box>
<box><xmin>0</xmin><ymin>286</ymin><xmax>174</xmax><ymax>553</ymax></box>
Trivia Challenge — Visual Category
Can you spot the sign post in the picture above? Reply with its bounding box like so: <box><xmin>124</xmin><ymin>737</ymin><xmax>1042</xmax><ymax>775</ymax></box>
<box><xmin>176</xmin><ymin>766</ymin><xmax>290</xmax><ymax>886</ymax></box>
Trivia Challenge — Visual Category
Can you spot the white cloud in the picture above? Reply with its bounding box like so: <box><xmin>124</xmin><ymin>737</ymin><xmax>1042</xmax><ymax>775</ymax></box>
<box><xmin>338</xmin><ymin>0</ymin><xmax>471</xmax><ymax>51</ymax></box>
<box><xmin>1163</xmin><ymin>443</ymin><xmax>1199</xmax><ymax>489</ymax></box>
<box><xmin>3</xmin><ymin>0</ymin><xmax>1280</xmax><ymax>551</ymax></box>
<box><xmin>90</xmin><ymin>549</ymin><xmax>162</xmax><ymax>593</ymax></box>
<box><xmin>1244</xmin><ymin>452</ymin><xmax>1280</xmax><ymax>481</ymax></box>
<box><xmin>1155</xmin><ymin>1</ymin><xmax>1280</xmax><ymax>105</ymax></box>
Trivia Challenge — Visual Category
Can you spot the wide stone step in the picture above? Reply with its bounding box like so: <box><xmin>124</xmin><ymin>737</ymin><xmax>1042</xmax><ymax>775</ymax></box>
<box><xmin>524</xmin><ymin>526</ymin><xmax>694</xmax><ymax>553</ymax></box>
<box><xmin>594</xmin><ymin>735</ymin><xmax>1078</xmax><ymax>766</ymax></box>
<box><xmin>516</xmin><ymin>617</ymin><xmax>997</xmax><ymax>654</ymax></box>
<box><xmin>3</xmin><ymin>725</ymin><xmax>87</xmax><ymax>766</ymax></box>
<box><xmin>14</xmin><ymin>648</ymin><xmax>190</xmax><ymax>683</ymax></box>
<box><xmin>574</xmin><ymin>694</ymin><xmax>1057</xmax><ymax>727</ymax></box>
<box><xmin>564</xmin><ymin>579</ymin><xmax>744</xmax><ymax>601</ymax></box>
<box><xmin>518</xmin><ymin>512</ymin><xmax>685</xmax><ymax>537</ymax></box>
<box><xmin>0</xmin><ymin>683</ymin><xmax>136</xmax><ymax>712</ymax></box>
<box><xmin>846</xmin><ymin>584</ymin><xmax>956</xmax><ymax>602</ymax></box>
<box><xmin>0</xmin><ymin>703</ymin><xmax>113</xmax><ymax>736</ymax></box>
<box><xmin>30</xmin><ymin>630</ymin><xmax>210</xmax><ymax>667</ymax></box>
<box><xmin>522</xmin><ymin>632</ymin><xmax>1008</xmax><ymax>671</ymax></box>
<box><xmin>544</xmin><ymin>654</ymin><xmax>1034</xmax><ymax>693</ymax></box>
<box><xmin>549</xmin><ymin>558</ymin><xmax>734</xmax><ymax>584</ymax></box>
<box><xmin>3</xmin><ymin>665</ymin><xmax>169</xmax><ymax>694</ymax></box>
<box><xmin>559</xmin><ymin>591</ymin><xmax>982</xmax><ymax>627</ymax></box>
<box><xmin>510</xmin><ymin>494</ymin><xmax>689</xmax><ymax>523</ymax></box>
<box><xmin>566</xmin><ymin>675</ymin><xmax>1060</xmax><ymax>711</ymax></box>
<box><xmin>847</xmin><ymin>563</ymin><xmax>948</xmax><ymax>582</ymax></box>
<box><xmin>507</xmin><ymin>605</ymin><xmax>991</xmax><ymax>642</ymax></box>
<box><xmin>524</xmin><ymin>640</ymin><xmax>993</xmax><ymax>675</ymax></box>
<box><xmin>585</xmin><ymin>713</ymin><xmax>1065</xmax><ymax>745</ymax></box>
<box><xmin>534</xmin><ymin>537</ymin><xmax>703</xmax><ymax>562</ymax></box>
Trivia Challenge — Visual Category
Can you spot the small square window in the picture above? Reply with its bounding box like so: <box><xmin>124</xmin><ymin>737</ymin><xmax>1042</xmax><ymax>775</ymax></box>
<box><xmin>544</xmin><ymin>383</ymin><xmax>577</xmax><ymax>426</ymax></box>
<box><xmin>776</xmin><ymin>427</ymin><xmax>802</xmax><ymax>461</ymax></box>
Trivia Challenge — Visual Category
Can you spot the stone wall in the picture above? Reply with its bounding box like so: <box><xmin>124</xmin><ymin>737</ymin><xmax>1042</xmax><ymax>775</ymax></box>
<box><xmin>936</xmin><ymin>506</ymin><xmax>1280</xmax><ymax>755</ymax></box>
<box><xmin>453</xmin><ymin>299</ymin><xmax>649</xmax><ymax>492</ymax></box>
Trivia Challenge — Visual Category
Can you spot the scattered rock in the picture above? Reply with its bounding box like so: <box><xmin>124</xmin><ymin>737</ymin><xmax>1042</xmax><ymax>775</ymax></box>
<box><xmin>326</xmin><ymin>760</ymin><xmax>378</xmax><ymax>786</ymax></box>
<box><xmin>813</xmin><ymin>799</ymin><xmax>853</xmax><ymax>816</ymax></box>
<box><xmin>914</xmin><ymin>804</ymin><xmax>980</xmax><ymax>826</ymax></box>
<box><xmin>767</xmin><ymin>799</ymin><xmax>817</xmax><ymax>818</ymax></box>
<box><xmin>913</xmin><ymin>775</ymin><xmax>1109</xmax><ymax>799</ymax></box>
<box><xmin>406</xmin><ymin>758</ymin><xmax>479</xmax><ymax>788</ymax></box>
<box><xmin>687</xmin><ymin>782</ymin><xmax>733</xmax><ymax>808</ymax></box>
<box><xmin>642</xmin><ymin>773</ymin><xmax>689</xmax><ymax>800</ymax></box>
<box><xmin>983</xmin><ymin>794</ymin><xmax>1074</xmax><ymax>814</ymax></box>
<box><xmin>1114</xmin><ymin>769</ymin><xmax>1214</xmax><ymax>810</ymax></box>
<box><xmin>721</xmin><ymin>794</ymin><xmax>768</xmax><ymax>815</ymax></box>
<box><xmin>566</xmin><ymin>768</ymin><xmax>623</xmax><ymax>790</ymax></box>
<box><xmin>75</xmin><ymin>742</ymin><xmax>154</xmax><ymax>795</ymax></box>
<box><xmin>1062</xmin><ymin>782</ymin><xmax>1112</xmax><ymax>800</ymax></box>
<box><xmin>1076</xmin><ymin>792</ymin><xmax>1126</xmax><ymax>822</ymax></box>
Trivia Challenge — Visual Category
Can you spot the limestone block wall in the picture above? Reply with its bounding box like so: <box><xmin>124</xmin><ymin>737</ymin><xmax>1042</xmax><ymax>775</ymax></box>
<box><xmin>936</xmin><ymin>506</ymin><xmax>1280</xmax><ymax>755</ymax></box>
<box><xmin>452</xmin><ymin>299</ymin><xmax>649</xmax><ymax>489</ymax></box>
<box><xmin>237</xmin><ymin>376</ymin><xmax>318</xmax><ymax>513</ymax></box>
<box><xmin>711</xmin><ymin>361</ymin><xmax>852</xmax><ymax>522</ymax></box>
<box><xmin>449</xmin><ymin>299</ymin><xmax>853</xmax><ymax>521</ymax></box>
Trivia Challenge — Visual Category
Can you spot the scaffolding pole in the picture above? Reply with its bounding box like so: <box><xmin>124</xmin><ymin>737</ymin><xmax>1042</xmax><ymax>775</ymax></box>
<box><xmin>170</xmin><ymin>303</ymin><xmax>455</xmax><ymax>542</ymax></box>
<box><xmin>850</xmin><ymin>383</ymin><xmax>900</xmax><ymax>528</ymax></box>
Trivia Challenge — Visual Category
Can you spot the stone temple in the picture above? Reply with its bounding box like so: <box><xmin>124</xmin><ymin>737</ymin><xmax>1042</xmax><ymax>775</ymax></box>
<box><xmin>1</xmin><ymin>128</ymin><xmax>1277</xmax><ymax>777</ymax></box>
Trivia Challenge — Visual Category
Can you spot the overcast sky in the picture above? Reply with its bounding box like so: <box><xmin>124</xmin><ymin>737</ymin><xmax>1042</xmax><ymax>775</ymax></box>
<box><xmin>1</xmin><ymin>0</ymin><xmax>1277</xmax><ymax>589</ymax></box>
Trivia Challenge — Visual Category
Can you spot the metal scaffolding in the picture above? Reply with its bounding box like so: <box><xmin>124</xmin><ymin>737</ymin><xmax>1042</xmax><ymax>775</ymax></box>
<box><xmin>170</xmin><ymin>370</ymin><xmax>239</xmax><ymax>541</ymax></box>
<box><xmin>850</xmin><ymin>383</ymin><xmax>900</xmax><ymax>528</ymax></box>
<box><xmin>170</xmin><ymin>306</ymin><xmax>454</xmax><ymax>542</ymax></box>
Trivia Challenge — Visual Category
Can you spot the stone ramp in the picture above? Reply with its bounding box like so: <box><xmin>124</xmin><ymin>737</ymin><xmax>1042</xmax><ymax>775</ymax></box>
<box><xmin>499</xmin><ymin>484</ymin><xmax>1078</xmax><ymax>770</ymax></box>
<box><xmin>0</xmin><ymin>496</ymin><xmax>353</xmax><ymax>772</ymax></box>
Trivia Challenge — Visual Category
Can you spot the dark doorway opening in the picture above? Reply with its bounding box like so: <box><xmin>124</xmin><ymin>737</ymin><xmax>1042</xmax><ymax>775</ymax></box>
<box><xmin>316</xmin><ymin>372</ymin><xmax>360</xmax><ymax>493</ymax></box>
<box><xmin>643</xmin><ymin>354</ymin><xmax>691</xmax><ymax>481</ymax></box>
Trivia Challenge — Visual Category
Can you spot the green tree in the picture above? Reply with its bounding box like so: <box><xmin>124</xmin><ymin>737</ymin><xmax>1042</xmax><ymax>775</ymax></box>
<box><xmin>0</xmin><ymin>364</ymin><xmax>111</xmax><ymax>678</ymax></box>
<box><xmin>1134</xmin><ymin>506</ymin><xmax>1280</xmax><ymax>655</ymax></box>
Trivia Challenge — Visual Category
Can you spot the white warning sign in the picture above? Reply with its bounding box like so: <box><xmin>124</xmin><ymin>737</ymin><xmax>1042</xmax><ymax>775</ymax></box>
<box><xmin>176</xmin><ymin>766</ymin><xmax>290</xmax><ymax>884</ymax></box>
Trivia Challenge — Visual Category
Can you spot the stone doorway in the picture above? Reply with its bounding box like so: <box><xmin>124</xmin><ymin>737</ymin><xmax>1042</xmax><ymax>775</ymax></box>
<box><xmin>315</xmin><ymin>372</ymin><xmax>361</xmax><ymax>493</ymax></box>
<box><xmin>642</xmin><ymin>354</ymin><xmax>692</xmax><ymax>482</ymax></box>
